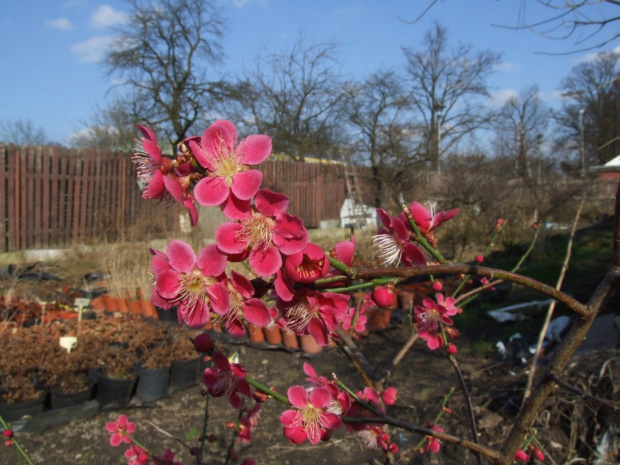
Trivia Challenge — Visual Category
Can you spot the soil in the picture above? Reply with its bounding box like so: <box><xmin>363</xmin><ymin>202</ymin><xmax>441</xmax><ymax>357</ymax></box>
<box><xmin>2</xmin><ymin>263</ymin><xmax>619</xmax><ymax>465</ymax></box>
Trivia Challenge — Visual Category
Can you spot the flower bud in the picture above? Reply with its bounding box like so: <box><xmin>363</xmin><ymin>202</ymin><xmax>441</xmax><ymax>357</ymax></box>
<box><xmin>388</xmin><ymin>443</ymin><xmax>399</xmax><ymax>453</ymax></box>
<box><xmin>447</xmin><ymin>343</ymin><xmax>457</xmax><ymax>354</ymax></box>
<box><xmin>515</xmin><ymin>450</ymin><xmax>529</xmax><ymax>461</ymax></box>
<box><xmin>496</xmin><ymin>218</ymin><xmax>506</xmax><ymax>230</ymax></box>
<box><xmin>381</xmin><ymin>387</ymin><xmax>398</xmax><ymax>405</ymax></box>
<box><xmin>193</xmin><ymin>333</ymin><xmax>215</xmax><ymax>354</ymax></box>
<box><xmin>371</xmin><ymin>286</ymin><xmax>394</xmax><ymax>308</ymax></box>
<box><xmin>2</xmin><ymin>430</ymin><xmax>13</xmax><ymax>438</ymax></box>
<box><xmin>252</xmin><ymin>390</ymin><xmax>269</xmax><ymax>403</ymax></box>
<box><xmin>475</xmin><ymin>254</ymin><xmax>484</xmax><ymax>263</ymax></box>
<box><xmin>432</xmin><ymin>281</ymin><xmax>443</xmax><ymax>292</ymax></box>
<box><xmin>229</xmin><ymin>450</ymin><xmax>238</xmax><ymax>461</ymax></box>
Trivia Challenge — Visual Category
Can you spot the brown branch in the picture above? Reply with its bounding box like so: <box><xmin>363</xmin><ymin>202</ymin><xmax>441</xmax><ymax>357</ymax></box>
<box><xmin>335</xmin><ymin>328</ymin><xmax>380</xmax><ymax>387</ymax></box>
<box><xmin>384</xmin><ymin>333</ymin><xmax>419</xmax><ymax>383</ymax></box>
<box><xmin>356</xmin><ymin>265</ymin><xmax>588</xmax><ymax>317</ymax></box>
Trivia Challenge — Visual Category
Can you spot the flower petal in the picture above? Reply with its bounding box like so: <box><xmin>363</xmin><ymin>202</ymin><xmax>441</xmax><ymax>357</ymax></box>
<box><xmin>254</xmin><ymin>189</ymin><xmax>289</xmax><ymax>217</ymax></box>
<box><xmin>220</xmin><ymin>193</ymin><xmax>252</xmax><ymax>220</ymax></box>
<box><xmin>239</xmin><ymin>134</ymin><xmax>272</xmax><ymax>165</ymax></box>
<box><xmin>231</xmin><ymin>169</ymin><xmax>262</xmax><ymax>200</ymax></box>
<box><xmin>215</xmin><ymin>222</ymin><xmax>246</xmax><ymax>254</ymax></box>
<box><xmin>206</xmin><ymin>282</ymin><xmax>230</xmax><ymax>315</ymax></box>
<box><xmin>167</xmin><ymin>240</ymin><xmax>197</xmax><ymax>273</ymax></box>
<box><xmin>194</xmin><ymin>176</ymin><xmax>230</xmax><ymax>206</ymax></box>
<box><xmin>197</xmin><ymin>244</ymin><xmax>227</xmax><ymax>277</ymax></box>
<box><xmin>308</xmin><ymin>386</ymin><xmax>332</xmax><ymax>408</ymax></box>
<box><xmin>242</xmin><ymin>298</ymin><xmax>271</xmax><ymax>326</ymax></box>
<box><xmin>287</xmin><ymin>385</ymin><xmax>309</xmax><ymax>408</ymax></box>
<box><xmin>249</xmin><ymin>245</ymin><xmax>282</xmax><ymax>277</ymax></box>
<box><xmin>230</xmin><ymin>271</ymin><xmax>254</xmax><ymax>299</ymax></box>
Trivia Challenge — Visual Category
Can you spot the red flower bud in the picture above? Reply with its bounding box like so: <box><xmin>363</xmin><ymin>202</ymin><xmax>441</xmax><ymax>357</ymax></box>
<box><xmin>475</xmin><ymin>254</ymin><xmax>484</xmax><ymax>263</ymax></box>
<box><xmin>381</xmin><ymin>387</ymin><xmax>398</xmax><ymax>405</ymax></box>
<box><xmin>515</xmin><ymin>450</ymin><xmax>529</xmax><ymax>461</ymax></box>
<box><xmin>371</xmin><ymin>286</ymin><xmax>394</xmax><ymax>308</ymax></box>
<box><xmin>447</xmin><ymin>343</ymin><xmax>457</xmax><ymax>354</ymax></box>
<box><xmin>193</xmin><ymin>333</ymin><xmax>215</xmax><ymax>354</ymax></box>
<box><xmin>241</xmin><ymin>459</ymin><xmax>256</xmax><ymax>465</ymax></box>
<box><xmin>432</xmin><ymin>281</ymin><xmax>443</xmax><ymax>292</ymax></box>
<box><xmin>496</xmin><ymin>218</ymin><xmax>506</xmax><ymax>230</ymax></box>
<box><xmin>229</xmin><ymin>449</ymin><xmax>238</xmax><ymax>461</ymax></box>
<box><xmin>252</xmin><ymin>390</ymin><xmax>269</xmax><ymax>403</ymax></box>
<box><xmin>530</xmin><ymin>446</ymin><xmax>545</xmax><ymax>461</ymax></box>
<box><xmin>388</xmin><ymin>443</ymin><xmax>399</xmax><ymax>453</ymax></box>
<box><xmin>2</xmin><ymin>430</ymin><xmax>13</xmax><ymax>438</ymax></box>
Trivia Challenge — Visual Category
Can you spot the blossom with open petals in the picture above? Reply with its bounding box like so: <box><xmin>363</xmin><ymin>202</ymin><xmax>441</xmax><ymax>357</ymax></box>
<box><xmin>280</xmin><ymin>385</ymin><xmax>342</xmax><ymax>445</ymax></box>
<box><xmin>403</xmin><ymin>201</ymin><xmax>459</xmax><ymax>247</ymax></box>
<box><xmin>425</xmin><ymin>424</ymin><xmax>444</xmax><ymax>453</ymax></box>
<box><xmin>105</xmin><ymin>414</ymin><xmax>136</xmax><ymax>447</ymax></box>
<box><xmin>277</xmin><ymin>289</ymin><xmax>349</xmax><ymax>346</ymax></box>
<box><xmin>372</xmin><ymin>209</ymin><xmax>426</xmax><ymax>267</ymax></box>
<box><xmin>213</xmin><ymin>271</ymin><xmax>271</xmax><ymax>337</ymax></box>
<box><xmin>435</xmin><ymin>292</ymin><xmax>460</xmax><ymax>316</ymax></box>
<box><xmin>125</xmin><ymin>444</ymin><xmax>149</xmax><ymax>465</ymax></box>
<box><xmin>153</xmin><ymin>449</ymin><xmax>181</xmax><ymax>465</ymax></box>
<box><xmin>150</xmin><ymin>240</ymin><xmax>229</xmax><ymax>328</ymax></box>
<box><xmin>192</xmin><ymin>120</ymin><xmax>272</xmax><ymax>219</ymax></box>
<box><xmin>285</xmin><ymin>243</ymin><xmax>330</xmax><ymax>283</ymax></box>
<box><xmin>414</xmin><ymin>295</ymin><xmax>455</xmax><ymax>350</ymax></box>
<box><xmin>215</xmin><ymin>189</ymin><xmax>308</xmax><ymax>277</ymax></box>
<box><xmin>132</xmin><ymin>125</ymin><xmax>175</xmax><ymax>200</ymax></box>
<box><xmin>202</xmin><ymin>352</ymin><xmax>252</xmax><ymax>409</ymax></box>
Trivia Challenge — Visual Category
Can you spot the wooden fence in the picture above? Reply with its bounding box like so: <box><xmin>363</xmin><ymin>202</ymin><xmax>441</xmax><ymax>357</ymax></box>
<box><xmin>0</xmin><ymin>144</ymin><xmax>366</xmax><ymax>253</ymax></box>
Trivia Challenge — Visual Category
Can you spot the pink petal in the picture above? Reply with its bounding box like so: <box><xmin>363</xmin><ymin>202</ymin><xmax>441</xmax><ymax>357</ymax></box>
<box><xmin>105</xmin><ymin>422</ymin><xmax>119</xmax><ymax>433</ymax></box>
<box><xmin>238</xmin><ymin>134</ymin><xmax>272</xmax><ymax>165</ymax></box>
<box><xmin>150</xmin><ymin>248</ymin><xmax>170</xmax><ymax>276</ymax></box>
<box><xmin>215</xmin><ymin>222</ymin><xmax>246</xmax><ymax>254</ymax></box>
<box><xmin>283</xmin><ymin>425</ymin><xmax>308</xmax><ymax>445</ymax></box>
<box><xmin>180</xmin><ymin>299</ymin><xmax>211</xmax><ymax>328</ymax></box>
<box><xmin>273</xmin><ymin>213</ymin><xmax>308</xmax><ymax>255</ymax></box>
<box><xmin>320</xmin><ymin>412</ymin><xmax>342</xmax><ymax>430</ymax></box>
<box><xmin>303</xmin><ymin>362</ymin><xmax>318</xmax><ymax>379</ymax></box>
<box><xmin>242</xmin><ymin>298</ymin><xmax>271</xmax><ymax>326</ymax></box>
<box><xmin>254</xmin><ymin>189</ymin><xmax>290</xmax><ymax>217</ymax></box>
<box><xmin>212</xmin><ymin>352</ymin><xmax>231</xmax><ymax>372</ymax></box>
<box><xmin>167</xmin><ymin>240</ymin><xmax>197</xmax><ymax>273</ymax></box>
<box><xmin>376</xmin><ymin>208</ymin><xmax>392</xmax><ymax>228</ymax></box>
<box><xmin>225</xmin><ymin>318</ymin><xmax>246</xmax><ymax>337</ymax></box>
<box><xmin>145</xmin><ymin>170</ymin><xmax>165</xmax><ymax>199</ymax></box>
<box><xmin>308</xmin><ymin>386</ymin><xmax>332</xmax><ymax>408</ymax></box>
<box><xmin>184</xmin><ymin>198</ymin><xmax>198</xmax><ymax>227</ymax></box>
<box><xmin>151</xmin><ymin>290</ymin><xmax>173</xmax><ymax>309</ymax></box>
<box><xmin>220</xmin><ymin>193</ymin><xmax>252</xmax><ymax>220</ymax></box>
<box><xmin>188</xmin><ymin>140</ymin><xmax>214</xmax><ymax>170</ymax></box>
<box><xmin>194</xmin><ymin>176</ymin><xmax>230</xmax><ymax>206</ymax></box>
<box><xmin>436</xmin><ymin>208</ymin><xmax>459</xmax><ymax>225</ymax></box>
<box><xmin>287</xmin><ymin>385</ymin><xmax>309</xmax><ymax>408</ymax></box>
<box><xmin>231</xmin><ymin>169</ymin><xmax>262</xmax><ymax>200</ymax></box>
<box><xmin>197</xmin><ymin>244</ymin><xmax>227</xmax><ymax>277</ymax></box>
<box><xmin>403</xmin><ymin>243</ymin><xmax>427</xmax><ymax>266</ymax></box>
<box><xmin>109</xmin><ymin>434</ymin><xmax>122</xmax><ymax>447</ymax></box>
<box><xmin>206</xmin><ymin>282</ymin><xmax>230</xmax><ymax>314</ymax></box>
<box><xmin>141</xmin><ymin>138</ymin><xmax>162</xmax><ymax>162</ymax></box>
<box><xmin>408</xmin><ymin>202</ymin><xmax>432</xmax><ymax>231</ymax></box>
<box><xmin>249</xmin><ymin>245</ymin><xmax>282</xmax><ymax>277</ymax></box>
<box><xmin>274</xmin><ymin>269</ymin><xmax>295</xmax><ymax>301</ymax></box>
<box><xmin>156</xmin><ymin>270</ymin><xmax>181</xmax><ymax>299</ymax></box>
<box><xmin>137</xmin><ymin>124</ymin><xmax>157</xmax><ymax>142</ymax></box>
<box><xmin>392</xmin><ymin>216</ymin><xmax>409</xmax><ymax>241</ymax></box>
<box><xmin>230</xmin><ymin>271</ymin><xmax>254</xmax><ymax>299</ymax></box>
<box><xmin>210</xmin><ymin>120</ymin><xmax>238</xmax><ymax>147</ymax></box>
<box><xmin>163</xmin><ymin>176</ymin><xmax>185</xmax><ymax>204</ymax></box>
<box><xmin>334</xmin><ymin>235</ymin><xmax>355</xmax><ymax>266</ymax></box>
<box><xmin>229</xmin><ymin>391</ymin><xmax>243</xmax><ymax>409</ymax></box>
<box><xmin>307</xmin><ymin>318</ymin><xmax>329</xmax><ymax>346</ymax></box>
<box><xmin>279</xmin><ymin>409</ymin><xmax>298</xmax><ymax>428</ymax></box>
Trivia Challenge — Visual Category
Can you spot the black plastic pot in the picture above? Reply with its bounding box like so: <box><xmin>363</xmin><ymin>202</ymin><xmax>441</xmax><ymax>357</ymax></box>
<box><xmin>0</xmin><ymin>394</ymin><xmax>46</xmax><ymax>422</ymax></box>
<box><xmin>136</xmin><ymin>366</ymin><xmax>170</xmax><ymax>402</ymax></box>
<box><xmin>51</xmin><ymin>384</ymin><xmax>93</xmax><ymax>410</ymax></box>
<box><xmin>169</xmin><ymin>358</ymin><xmax>200</xmax><ymax>393</ymax></box>
<box><xmin>95</xmin><ymin>373</ymin><xmax>136</xmax><ymax>410</ymax></box>
<box><xmin>155</xmin><ymin>306</ymin><xmax>178</xmax><ymax>323</ymax></box>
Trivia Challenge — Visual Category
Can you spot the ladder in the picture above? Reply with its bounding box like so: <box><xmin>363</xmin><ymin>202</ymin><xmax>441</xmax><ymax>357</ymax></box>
<box><xmin>342</xmin><ymin>151</ymin><xmax>367</xmax><ymax>231</ymax></box>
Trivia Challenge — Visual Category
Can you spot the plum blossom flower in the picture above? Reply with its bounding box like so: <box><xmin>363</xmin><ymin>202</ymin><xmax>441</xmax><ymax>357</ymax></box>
<box><xmin>202</xmin><ymin>352</ymin><xmax>252</xmax><ymax>409</ymax></box>
<box><xmin>150</xmin><ymin>240</ymin><xmax>229</xmax><ymax>328</ymax></box>
<box><xmin>280</xmin><ymin>385</ymin><xmax>342</xmax><ymax>445</ymax></box>
<box><xmin>105</xmin><ymin>414</ymin><xmax>136</xmax><ymax>447</ymax></box>
<box><xmin>435</xmin><ymin>292</ymin><xmax>460</xmax><ymax>316</ymax></box>
<box><xmin>213</xmin><ymin>271</ymin><xmax>271</xmax><ymax>337</ymax></box>
<box><xmin>371</xmin><ymin>286</ymin><xmax>395</xmax><ymax>308</ymax></box>
<box><xmin>125</xmin><ymin>444</ymin><xmax>149</xmax><ymax>465</ymax></box>
<box><xmin>285</xmin><ymin>243</ymin><xmax>330</xmax><ymax>283</ymax></box>
<box><xmin>191</xmin><ymin>120</ymin><xmax>272</xmax><ymax>219</ymax></box>
<box><xmin>235</xmin><ymin>403</ymin><xmax>262</xmax><ymax>444</ymax></box>
<box><xmin>372</xmin><ymin>208</ymin><xmax>426</xmax><ymax>267</ymax></box>
<box><xmin>425</xmin><ymin>424</ymin><xmax>444</xmax><ymax>453</ymax></box>
<box><xmin>403</xmin><ymin>201</ymin><xmax>459</xmax><ymax>247</ymax></box>
<box><xmin>357</xmin><ymin>426</ymin><xmax>399</xmax><ymax>453</ymax></box>
<box><xmin>132</xmin><ymin>125</ymin><xmax>175</xmax><ymax>200</ymax></box>
<box><xmin>381</xmin><ymin>387</ymin><xmax>398</xmax><ymax>406</ymax></box>
<box><xmin>153</xmin><ymin>449</ymin><xmax>181</xmax><ymax>465</ymax></box>
<box><xmin>515</xmin><ymin>449</ymin><xmax>530</xmax><ymax>461</ymax></box>
<box><xmin>414</xmin><ymin>295</ymin><xmax>456</xmax><ymax>350</ymax></box>
<box><xmin>277</xmin><ymin>289</ymin><xmax>349</xmax><ymax>346</ymax></box>
<box><xmin>215</xmin><ymin>189</ymin><xmax>308</xmax><ymax>277</ymax></box>
<box><xmin>341</xmin><ymin>306</ymin><xmax>368</xmax><ymax>334</ymax></box>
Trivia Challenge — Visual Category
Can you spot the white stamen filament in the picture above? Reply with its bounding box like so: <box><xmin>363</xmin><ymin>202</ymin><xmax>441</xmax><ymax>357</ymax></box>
<box><xmin>372</xmin><ymin>233</ymin><xmax>403</xmax><ymax>266</ymax></box>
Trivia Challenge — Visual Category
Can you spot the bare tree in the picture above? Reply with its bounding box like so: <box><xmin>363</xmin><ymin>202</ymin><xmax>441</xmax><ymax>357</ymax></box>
<box><xmin>104</xmin><ymin>0</ymin><xmax>225</xmax><ymax>147</ymax></box>
<box><xmin>555</xmin><ymin>50</ymin><xmax>620</xmax><ymax>169</ymax></box>
<box><xmin>0</xmin><ymin>119</ymin><xmax>50</xmax><ymax>145</ymax></box>
<box><xmin>344</xmin><ymin>70</ymin><xmax>423</xmax><ymax>207</ymax></box>
<box><xmin>226</xmin><ymin>37</ymin><xmax>345</xmax><ymax>162</ymax></box>
<box><xmin>492</xmin><ymin>85</ymin><xmax>550</xmax><ymax>180</ymax></box>
<box><xmin>403</xmin><ymin>23</ymin><xmax>500</xmax><ymax>172</ymax></box>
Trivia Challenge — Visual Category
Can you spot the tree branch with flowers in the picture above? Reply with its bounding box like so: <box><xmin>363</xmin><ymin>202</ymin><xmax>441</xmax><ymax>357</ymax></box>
<box><xmin>90</xmin><ymin>118</ymin><xmax>620</xmax><ymax>465</ymax></box>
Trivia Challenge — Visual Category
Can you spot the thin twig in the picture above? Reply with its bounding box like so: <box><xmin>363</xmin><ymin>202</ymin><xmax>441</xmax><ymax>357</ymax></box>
<box><xmin>385</xmin><ymin>333</ymin><xmax>419</xmax><ymax>382</ymax></box>
<box><xmin>523</xmin><ymin>192</ymin><xmax>586</xmax><ymax>403</ymax></box>
<box><xmin>548</xmin><ymin>372</ymin><xmax>620</xmax><ymax>412</ymax></box>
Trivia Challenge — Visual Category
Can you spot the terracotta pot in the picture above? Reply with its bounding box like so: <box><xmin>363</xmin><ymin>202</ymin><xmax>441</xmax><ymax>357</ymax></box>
<box><xmin>248</xmin><ymin>324</ymin><xmax>265</xmax><ymax>343</ymax></box>
<box><xmin>300</xmin><ymin>334</ymin><xmax>323</xmax><ymax>354</ymax></box>
<box><xmin>282</xmin><ymin>330</ymin><xmax>299</xmax><ymax>350</ymax></box>
<box><xmin>263</xmin><ymin>326</ymin><xmax>282</xmax><ymax>345</ymax></box>
<box><xmin>102</xmin><ymin>294</ymin><xmax>119</xmax><ymax>312</ymax></box>
<box><xmin>141</xmin><ymin>300</ymin><xmax>157</xmax><ymax>318</ymax></box>
<box><xmin>128</xmin><ymin>300</ymin><xmax>142</xmax><ymax>315</ymax></box>
<box><xmin>117</xmin><ymin>298</ymin><xmax>129</xmax><ymax>313</ymax></box>
<box><xmin>89</xmin><ymin>296</ymin><xmax>106</xmax><ymax>311</ymax></box>
<box><xmin>398</xmin><ymin>289</ymin><xmax>416</xmax><ymax>310</ymax></box>
<box><xmin>368</xmin><ymin>308</ymin><xmax>392</xmax><ymax>330</ymax></box>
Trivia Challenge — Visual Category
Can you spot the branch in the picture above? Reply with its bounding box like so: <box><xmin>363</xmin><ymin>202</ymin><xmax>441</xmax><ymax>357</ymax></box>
<box><xmin>548</xmin><ymin>372</ymin><xmax>620</xmax><ymax>412</ymax></box>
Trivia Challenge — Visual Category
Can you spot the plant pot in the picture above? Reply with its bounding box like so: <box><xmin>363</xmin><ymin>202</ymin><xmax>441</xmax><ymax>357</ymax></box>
<box><xmin>368</xmin><ymin>307</ymin><xmax>393</xmax><ymax>330</ymax></box>
<box><xmin>169</xmin><ymin>358</ymin><xmax>200</xmax><ymax>393</ymax></box>
<box><xmin>89</xmin><ymin>296</ymin><xmax>106</xmax><ymax>311</ymax></box>
<box><xmin>263</xmin><ymin>326</ymin><xmax>282</xmax><ymax>345</ymax></box>
<box><xmin>248</xmin><ymin>324</ymin><xmax>265</xmax><ymax>343</ymax></box>
<box><xmin>282</xmin><ymin>330</ymin><xmax>299</xmax><ymax>350</ymax></box>
<box><xmin>0</xmin><ymin>394</ymin><xmax>46</xmax><ymax>422</ymax></box>
<box><xmin>103</xmin><ymin>294</ymin><xmax>119</xmax><ymax>312</ymax></box>
<box><xmin>117</xmin><ymin>298</ymin><xmax>129</xmax><ymax>313</ymax></box>
<box><xmin>398</xmin><ymin>289</ymin><xmax>416</xmax><ymax>311</ymax></box>
<box><xmin>141</xmin><ymin>301</ymin><xmax>157</xmax><ymax>318</ymax></box>
<box><xmin>51</xmin><ymin>384</ymin><xmax>93</xmax><ymax>409</ymax></box>
<box><xmin>136</xmin><ymin>366</ymin><xmax>170</xmax><ymax>402</ymax></box>
<box><xmin>128</xmin><ymin>300</ymin><xmax>142</xmax><ymax>316</ymax></box>
<box><xmin>95</xmin><ymin>373</ymin><xmax>137</xmax><ymax>410</ymax></box>
<box><xmin>300</xmin><ymin>334</ymin><xmax>323</xmax><ymax>355</ymax></box>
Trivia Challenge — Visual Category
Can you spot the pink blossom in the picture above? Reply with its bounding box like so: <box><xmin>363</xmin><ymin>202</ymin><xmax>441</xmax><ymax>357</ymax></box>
<box><xmin>357</xmin><ymin>426</ymin><xmax>398</xmax><ymax>452</ymax></box>
<box><xmin>214</xmin><ymin>271</ymin><xmax>271</xmax><ymax>337</ymax></box>
<box><xmin>333</xmin><ymin>234</ymin><xmax>356</xmax><ymax>266</ymax></box>
<box><xmin>414</xmin><ymin>295</ymin><xmax>455</xmax><ymax>350</ymax></box>
<box><xmin>447</xmin><ymin>343</ymin><xmax>457</xmax><ymax>354</ymax></box>
<box><xmin>280</xmin><ymin>385</ymin><xmax>342</xmax><ymax>445</ymax></box>
<box><xmin>236</xmin><ymin>403</ymin><xmax>262</xmax><ymax>444</ymax></box>
<box><xmin>202</xmin><ymin>352</ymin><xmax>252</xmax><ymax>409</ymax></box>
<box><xmin>381</xmin><ymin>387</ymin><xmax>398</xmax><ymax>406</ymax></box>
<box><xmin>435</xmin><ymin>292</ymin><xmax>460</xmax><ymax>316</ymax></box>
<box><xmin>125</xmin><ymin>444</ymin><xmax>149</xmax><ymax>465</ymax></box>
<box><xmin>285</xmin><ymin>243</ymin><xmax>330</xmax><ymax>283</ymax></box>
<box><xmin>153</xmin><ymin>449</ymin><xmax>181</xmax><ymax>465</ymax></box>
<box><xmin>215</xmin><ymin>189</ymin><xmax>308</xmax><ymax>277</ymax></box>
<box><xmin>277</xmin><ymin>290</ymin><xmax>349</xmax><ymax>346</ymax></box>
<box><xmin>425</xmin><ymin>424</ymin><xmax>444</xmax><ymax>453</ymax></box>
<box><xmin>132</xmin><ymin>125</ymin><xmax>175</xmax><ymax>200</ymax></box>
<box><xmin>404</xmin><ymin>201</ymin><xmax>459</xmax><ymax>235</ymax></box>
<box><xmin>496</xmin><ymin>218</ymin><xmax>506</xmax><ymax>230</ymax></box>
<box><xmin>515</xmin><ymin>449</ymin><xmax>530</xmax><ymax>461</ymax></box>
<box><xmin>150</xmin><ymin>240</ymin><xmax>229</xmax><ymax>328</ymax></box>
<box><xmin>191</xmin><ymin>120</ymin><xmax>272</xmax><ymax>219</ymax></box>
<box><xmin>162</xmin><ymin>174</ymin><xmax>199</xmax><ymax>227</ymax></box>
<box><xmin>373</xmin><ymin>208</ymin><xmax>426</xmax><ymax>267</ymax></box>
<box><xmin>432</xmin><ymin>280</ymin><xmax>443</xmax><ymax>292</ymax></box>
<box><xmin>341</xmin><ymin>306</ymin><xmax>368</xmax><ymax>334</ymax></box>
<box><xmin>303</xmin><ymin>363</ymin><xmax>351</xmax><ymax>415</ymax></box>
<box><xmin>105</xmin><ymin>414</ymin><xmax>136</xmax><ymax>447</ymax></box>
<box><xmin>476</xmin><ymin>254</ymin><xmax>484</xmax><ymax>263</ymax></box>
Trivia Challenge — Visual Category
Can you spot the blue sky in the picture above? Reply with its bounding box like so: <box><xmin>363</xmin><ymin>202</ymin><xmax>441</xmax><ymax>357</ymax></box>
<box><xmin>1</xmin><ymin>0</ymin><xmax>618</xmax><ymax>145</ymax></box>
